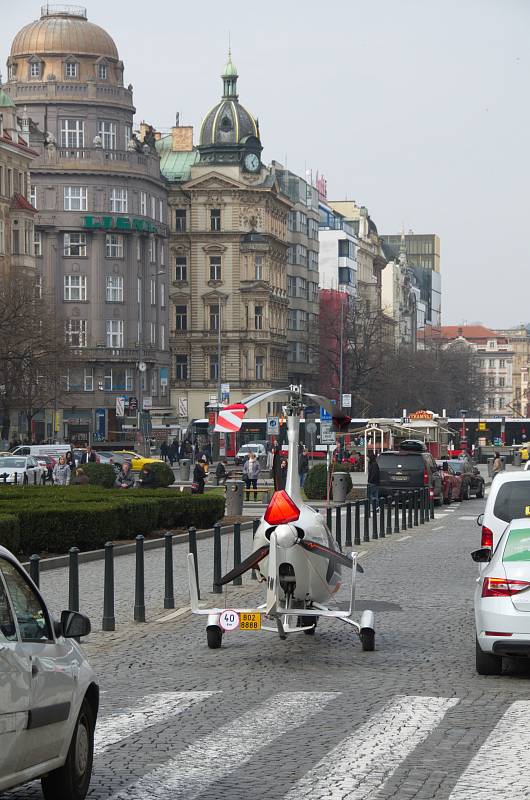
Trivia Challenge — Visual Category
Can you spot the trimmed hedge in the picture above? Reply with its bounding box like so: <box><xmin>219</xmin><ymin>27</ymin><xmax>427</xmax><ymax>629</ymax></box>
<box><xmin>145</xmin><ymin>461</ymin><xmax>175</xmax><ymax>487</ymax></box>
<box><xmin>80</xmin><ymin>463</ymin><xmax>117</xmax><ymax>487</ymax></box>
<box><xmin>304</xmin><ymin>463</ymin><xmax>353</xmax><ymax>501</ymax></box>
<box><xmin>0</xmin><ymin>487</ymin><xmax>225</xmax><ymax>555</ymax></box>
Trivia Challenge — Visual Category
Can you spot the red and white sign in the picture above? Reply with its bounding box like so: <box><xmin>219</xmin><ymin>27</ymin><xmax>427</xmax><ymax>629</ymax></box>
<box><xmin>219</xmin><ymin>610</ymin><xmax>240</xmax><ymax>632</ymax></box>
<box><xmin>214</xmin><ymin>403</ymin><xmax>248</xmax><ymax>433</ymax></box>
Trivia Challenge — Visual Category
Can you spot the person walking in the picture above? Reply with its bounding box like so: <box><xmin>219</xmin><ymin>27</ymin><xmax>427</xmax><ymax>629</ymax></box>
<box><xmin>167</xmin><ymin>442</ymin><xmax>176</xmax><ymax>467</ymax></box>
<box><xmin>521</xmin><ymin>445</ymin><xmax>529</xmax><ymax>464</ymax></box>
<box><xmin>492</xmin><ymin>452</ymin><xmax>503</xmax><ymax>480</ymax></box>
<box><xmin>278</xmin><ymin>458</ymin><xmax>288</xmax><ymax>490</ymax></box>
<box><xmin>160</xmin><ymin>441</ymin><xmax>168</xmax><ymax>463</ymax></box>
<box><xmin>298</xmin><ymin>444</ymin><xmax>309</xmax><ymax>488</ymax></box>
<box><xmin>367</xmin><ymin>452</ymin><xmax>380</xmax><ymax>503</ymax></box>
<box><xmin>53</xmin><ymin>455</ymin><xmax>71</xmax><ymax>485</ymax></box>
<box><xmin>266</xmin><ymin>440</ymin><xmax>274</xmax><ymax>471</ymax></box>
<box><xmin>192</xmin><ymin>460</ymin><xmax>206</xmax><ymax>494</ymax></box>
<box><xmin>243</xmin><ymin>451</ymin><xmax>260</xmax><ymax>501</ymax></box>
<box><xmin>80</xmin><ymin>446</ymin><xmax>97</xmax><ymax>464</ymax></box>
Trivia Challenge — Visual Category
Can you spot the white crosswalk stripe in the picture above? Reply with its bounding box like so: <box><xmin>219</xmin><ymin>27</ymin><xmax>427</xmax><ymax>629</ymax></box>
<box><xmin>448</xmin><ymin>701</ymin><xmax>530</xmax><ymax>798</ymax></box>
<box><xmin>94</xmin><ymin>691</ymin><xmax>217</xmax><ymax>754</ymax></box>
<box><xmin>284</xmin><ymin>695</ymin><xmax>458</xmax><ymax>799</ymax></box>
<box><xmin>107</xmin><ymin>691</ymin><xmax>338</xmax><ymax>800</ymax></box>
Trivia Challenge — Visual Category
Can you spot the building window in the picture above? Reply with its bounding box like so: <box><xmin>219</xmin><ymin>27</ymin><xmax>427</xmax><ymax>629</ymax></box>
<box><xmin>160</xmin><ymin>324</ymin><xmax>165</xmax><ymax>350</ymax></box>
<box><xmin>256</xmin><ymin>355</ymin><xmax>264</xmax><ymax>380</ymax></box>
<box><xmin>98</xmin><ymin>121</ymin><xmax>116</xmax><ymax>150</ymax></box>
<box><xmin>254</xmin><ymin>255</ymin><xmax>263</xmax><ymax>280</ymax></box>
<box><xmin>175</xmin><ymin>305</ymin><xmax>187</xmax><ymax>331</ymax></box>
<box><xmin>60</xmin><ymin>120</ymin><xmax>84</xmax><ymax>148</ymax></box>
<box><xmin>98</xmin><ymin>63</ymin><xmax>108</xmax><ymax>80</ymax></box>
<box><xmin>84</xmin><ymin>368</ymin><xmax>93</xmax><ymax>391</ymax></box>
<box><xmin>489</xmin><ymin>359</ymin><xmax>496</xmax><ymax>368</ymax></box>
<box><xmin>136</xmin><ymin>238</ymin><xmax>141</xmax><ymax>261</ymax></box>
<box><xmin>64</xmin><ymin>186</ymin><xmax>87</xmax><ymax>211</ymax></box>
<box><xmin>499</xmin><ymin>359</ymin><xmax>505</xmax><ymax>368</ymax></box>
<box><xmin>255</xmin><ymin>305</ymin><xmax>263</xmax><ymax>330</ymax></box>
<box><xmin>110</xmin><ymin>188</ymin><xmax>127</xmax><ymax>213</ymax></box>
<box><xmin>64</xmin><ymin>61</ymin><xmax>77</xmax><ymax>78</ymax></box>
<box><xmin>160</xmin><ymin>282</ymin><xmax>166</xmax><ymax>308</ymax></box>
<box><xmin>65</xmin><ymin>319</ymin><xmax>87</xmax><ymax>347</ymax></box>
<box><xmin>64</xmin><ymin>232</ymin><xmax>87</xmax><ymax>257</ymax></box>
<box><xmin>30</xmin><ymin>185</ymin><xmax>37</xmax><ymax>209</ymax></box>
<box><xmin>158</xmin><ymin>199</ymin><xmax>163</xmax><ymax>222</ymax></box>
<box><xmin>175</xmin><ymin>354</ymin><xmax>188</xmax><ymax>380</ymax></box>
<box><xmin>210</xmin><ymin>208</ymin><xmax>221</xmax><ymax>231</ymax></box>
<box><xmin>209</xmin><ymin>304</ymin><xmax>219</xmax><ymax>331</ymax></box>
<box><xmin>64</xmin><ymin>275</ymin><xmax>87</xmax><ymax>301</ymax></box>
<box><xmin>35</xmin><ymin>275</ymin><xmax>42</xmax><ymax>299</ymax></box>
<box><xmin>106</xmin><ymin>234</ymin><xmax>123</xmax><ymax>258</ymax></box>
<box><xmin>125</xmin><ymin>369</ymin><xmax>133</xmax><ymax>391</ymax></box>
<box><xmin>150</xmin><ymin>278</ymin><xmax>156</xmax><ymax>305</ymax></box>
<box><xmin>0</xmin><ymin>220</ymin><xmax>4</xmax><ymax>254</ymax></box>
<box><xmin>160</xmin><ymin>244</ymin><xmax>165</xmax><ymax>267</ymax></box>
<box><xmin>338</xmin><ymin>239</ymin><xmax>354</xmax><ymax>258</ymax></box>
<box><xmin>150</xmin><ymin>321</ymin><xmax>156</xmax><ymax>344</ymax></box>
<box><xmin>175</xmin><ymin>209</ymin><xmax>186</xmax><ymax>232</ymax></box>
<box><xmin>498</xmin><ymin>397</ymin><xmax>504</xmax><ymax>410</ymax></box>
<box><xmin>140</xmin><ymin>191</ymin><xmax>147</xmax><ymax>216</ymax></box>
<box><xmin>124</xmin><ymin>124</ymin><xmax>132</xmax><ymax>149</ymax></box>
<box><xmin>209</xmin><ymin>353</ymin><xmax>219</xmax><ymax>380</ymax></box>
<box><xmin>499</xmin><ymin>377</ymin><xmax>505</xmax><ymax>387</ymax></box>
<box><xmin>34</xmin><ymin>230</ymin><xmax>42</xmax><ymax>257</ymax></box>
<box><xmin>209</xmin><ymin>256</ymin><xmax>221</xmax><ymax>281</ymax></box>
<box><xmin>106</xmin><ymin>320</ymin><xmax>124</xmax><ymax>348</ymax></box>
<box><xmin>106</xmin><ymin>275</ymin><xmax>123</xmax><ymax>302</ymax></box>
<box><xmin>175</xmin><ymin>256</ymin><xmax>187</xmax><ymax>281</ymax></box>
<box><xmin>151</xmin><ymin>197</ymin><xmax>156</xmax><ymax>219</ymax></box>
<box><xmin>29</xmin><ymin>61</ymin><xmax>41</xmax><ymax>78</ymax></box>
<box><xmin>148</xmin><ymin>238</ymin><xmax>156</xmax><ymax>263</ymax></box>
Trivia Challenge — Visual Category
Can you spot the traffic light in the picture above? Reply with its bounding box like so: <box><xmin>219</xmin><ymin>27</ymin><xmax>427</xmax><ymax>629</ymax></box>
<box><xmin>332</xmin><ymin>413</ymin><xmax>351</xmax><ymax>433</ymax></box>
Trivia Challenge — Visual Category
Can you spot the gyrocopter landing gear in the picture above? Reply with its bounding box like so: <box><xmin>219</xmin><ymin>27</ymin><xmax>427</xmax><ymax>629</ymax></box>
<box><xmin>207</xmin><ymin>625</ymin><xmax>222</xmax><ymax>649</ymax></box>
<box><xmin>358</xmin><ymin>609</ymin><xmax>376</xmax><ymax>652</ymax></box>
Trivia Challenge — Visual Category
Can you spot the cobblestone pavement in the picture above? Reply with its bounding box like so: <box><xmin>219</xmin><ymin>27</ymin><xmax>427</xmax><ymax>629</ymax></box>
<box><xmin>5</xmin><ymin>494</ymin><xmax>530</xmax><ymax>799</ymax></box>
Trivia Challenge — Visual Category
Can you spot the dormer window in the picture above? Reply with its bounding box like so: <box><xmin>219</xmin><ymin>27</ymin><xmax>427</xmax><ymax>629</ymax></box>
<box><xmin>7</xmin><ymin>64</ymin><xmax>16</xmax><ymax>80</ymax></box>
<box><xmin>98</xmin><ymin>64</ymin><xmax>108</xmax><ymax>80</ymax></box>
<box><xmin>65</xmin><ymin>62</ymin><xmax>77</xmax><ymax>79</ymax></box>
<box><xmin>29</xmin><ymin>62</ymin><xmax>41</xmax><ymax>79</ymax></box>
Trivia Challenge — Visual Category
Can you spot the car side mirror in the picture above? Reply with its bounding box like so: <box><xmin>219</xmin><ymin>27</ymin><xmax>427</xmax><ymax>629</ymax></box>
<box><xmin>61</xmin><ymin>610</ymin><xmax>91</xmax><ymax>639</ymax></box>
<box><xmin>476</xmin><ymin>513</ymin><xmax>484</xmax><ymax>526</ymax></box>
<box><xmin>471</xmin><ymin>547</ymin><xmax>492</xmax><ymax>563</ymax></box>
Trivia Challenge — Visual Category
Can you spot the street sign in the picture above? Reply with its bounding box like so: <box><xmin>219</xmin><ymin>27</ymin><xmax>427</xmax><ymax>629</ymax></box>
<box><xmin>306</xmin><ymin>421</ymin><xmax>317</xmax><ymax>435</ymax></box>
<box><xmin>221</xmin><ymin>383</ymin><xmax>230</xmax><ymax>403</ymax></box>
<box><xmin>143</xmin><ymin>396</ymin><xmax>152</xmax><ymax>410</ymax></box>
<box><xmin>160</xmin><ymin>367</ymin><xmax>168</xmax><ymax>388</ymax></box>
<box><xmin>128</xmin><ymin>396</ymin><xmax>138</xmax><ymax>413</ymax></box>
<box><xmin>178</xmin><ymin>397</ymin><xmax>188</xmax><ymax>417</ymax></box>
<box><xmin>320</xmin><ymin>407</ymin><xmax>332</xmax><ymax>422</ymax></box>
<box><xmin>116</xmin><ymin>397</ymin><xmax>125</xmax><ymax>417</ymax></box>
<box><xmin>219</xmin><ymin>610</ymin><xmax>239</xmax><ymax>632</ymax></box>
<box><xmin>342</xmin><ymin>393</ymin><xmax>352</xmax><ymax>408</ymax></box>
<box><xmin>267</xmin><ymin>416</ymin><xmax>279</xmax><ymax>436</ymax></box>
<box><xmin>320</xmin><ymin>422</ymin><xmax>336</xmax><ymax>444</ymax></box>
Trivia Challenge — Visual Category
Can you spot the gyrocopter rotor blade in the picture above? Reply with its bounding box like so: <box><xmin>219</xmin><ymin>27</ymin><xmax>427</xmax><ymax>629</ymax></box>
<box><xmin>299</xmin><ymin>540</ymin><xmax>364</xmax><ymax>573</ymax></box>
<box><xmin>217</xmin><ymin>545</ymin><xmax>270</xmax><ymax>586</ymax></box>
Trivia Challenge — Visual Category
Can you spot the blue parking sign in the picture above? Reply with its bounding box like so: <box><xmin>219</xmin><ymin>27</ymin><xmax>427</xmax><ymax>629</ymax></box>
<box><xmin>320</xmin><ymin>407</ymin><xmax>332</xmax><ymax>422</ymax></box>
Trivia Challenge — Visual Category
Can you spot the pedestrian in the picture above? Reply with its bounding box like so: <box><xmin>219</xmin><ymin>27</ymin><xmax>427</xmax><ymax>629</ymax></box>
<box><xmin>139</xmin><ymin>464</ymin><xmax>156</xmax><ymax>488</ymax></box>
<box><xmin>266</xmin><ymin>440</ymin><xmax>274</xmax><ymax>470</ymax></box>
<box><xmin>115</xmin><ymin>461</ymin><xmax>135</xmax><ymax>489</ymax></box>
<box><xmin>492</xmin><ymin>452</ymin><xmax>503</xmax><ymax>480</ymax></box>
<box><xmin>167</xmin><ymin>442</ymin><xmax>176</xmax><ymax>467</ymax></box>
<box><xmin>80</xmin><ymin>446</ymin><xmax>97</xmax><ymax>464</ymax></box>
<box><xmin>53</xmin><ymin>455</ymin><xmax>70</xmax><ymax>485</ymax></box>
<box><xmin>367</xmin><ymin>452</ymin><xmax>380</xmax><ymax>503</ymax></box>
<box><xmin>71</xmin><ymin>467</ymin><xmax>90</xmax><ymax>485</ymax></box>
<box><xmin>521</xmin><ymin>446</ymin><xmax>529</xmax><ymax>463</ymax></box>
<box><xmin>298</xmin><ymin>444</ymin><xmax>309</xmax><ymax>488</ymax></box>
<box><xmin>272</xmin><ymin>443</ymin><xmax>283</xmax><ymax>490</ymax></box>
<box><xmin>204</xmin><ymin>442</ymin><xmax>213</xmax><ymax>465</ymax></box>
<box><xmin>65</xmin><ymin>450</ymin><xmax>76</xmax><ymax>475</ymax></box>
<box><xmin>192</xmin><ymin>460</ymin><xmax>206</xmax><ymax>494</ymax></box>
<box><xmin>160</xmin><ymin>441</ymin><xmax>168</xmax><ymax>463</ymax></box>
<box><xmin>278</xmin><ymin>458</ymin><xmax>288</xmax><ymax>490</ymax></box>
<box><xmin>179</xmin><ymin>442</ymin><xmax>187</xmax><ymax>461</ymax></box>
<box><xmin>215</xmin><ymin>459</ymin><xmax>229</xmax><ymax>485</ymax></box>
<box><xmin>242</xmin><ymin>451</ymin><xmax>260</xmax><ymax>501</ymax></box>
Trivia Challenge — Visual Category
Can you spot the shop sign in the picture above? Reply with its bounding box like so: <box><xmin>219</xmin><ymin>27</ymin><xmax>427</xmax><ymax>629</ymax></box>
<box><xmin>409</xmin><ymin>410</ymin><xmax>434</xmax><ymax>420</ymax></box>
<box><xmin>82</xmin><ymin>215</ymin><xmax>159</xmax><ymax>233</ymax></box>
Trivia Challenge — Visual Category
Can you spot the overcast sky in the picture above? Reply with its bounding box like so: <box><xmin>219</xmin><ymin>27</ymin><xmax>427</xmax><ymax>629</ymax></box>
<box><xmin>3</xmin><ymin>0</ymin><xmax>529</xmax><ymax>328</ymax></box>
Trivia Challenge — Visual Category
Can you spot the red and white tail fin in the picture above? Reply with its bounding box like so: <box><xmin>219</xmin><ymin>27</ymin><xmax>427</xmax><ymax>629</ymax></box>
<box><xmin>214</xmin><ymin>403</ymin><xmax>248</xmax><ymax>433</ymax></box>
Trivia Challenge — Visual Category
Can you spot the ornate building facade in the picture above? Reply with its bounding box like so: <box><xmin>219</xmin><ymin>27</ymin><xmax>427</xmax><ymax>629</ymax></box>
<box><xmin>158</xmin><ymin>55</ymin><xmax>291</xmax><ymax>422</ymax></box>
<box><xmin>5</xmin><ymin>5</ymin><xmax>169</xmax><ymax>443</ymax></box>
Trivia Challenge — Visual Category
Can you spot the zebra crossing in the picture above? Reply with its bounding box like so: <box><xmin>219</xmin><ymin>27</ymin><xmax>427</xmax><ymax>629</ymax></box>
<box><xmin>96</xmin><ymin>690</ymin><xmax>530</xmax><ymax>799</ymax></box>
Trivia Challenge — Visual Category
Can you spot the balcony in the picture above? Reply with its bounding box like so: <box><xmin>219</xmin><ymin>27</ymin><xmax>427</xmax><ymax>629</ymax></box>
<box><xmin>6</xmin><ymin>80</ymin><xmax>133</xmax><ymax>109</ymax></box>
<box><xmin>34</xmin><ymin>146</ymin><xmax>162</xmax><ymax>181</ymax></box>
<box><xmin>69</xmin><ymin>347</ymin><xmax>158</xmax><ymax>363</ymax></box>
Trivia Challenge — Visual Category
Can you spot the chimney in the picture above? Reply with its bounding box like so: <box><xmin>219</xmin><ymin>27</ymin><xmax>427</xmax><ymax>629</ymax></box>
<box><xmin>171</xmin><ymin>125</ymin><xmax>193</xmax><ymax>152</ymax></box>
<box><xmin>457</xmin><ymin>326</ymin><xmax>463</xmax><ymax>337</ymax></box>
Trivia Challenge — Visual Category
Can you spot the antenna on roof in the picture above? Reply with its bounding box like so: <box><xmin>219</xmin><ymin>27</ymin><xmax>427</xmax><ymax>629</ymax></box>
<box><xmin>175</xmin><ymin>112</ymin><xmax>180</xmax><ymax>126</ymax></box>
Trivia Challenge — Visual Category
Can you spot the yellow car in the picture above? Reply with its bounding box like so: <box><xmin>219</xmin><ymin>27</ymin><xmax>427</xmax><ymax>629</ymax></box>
<box><xmin>111</xmin><ymin>450</ymin><xmax>164</xmax><ymax>471</ymax></box>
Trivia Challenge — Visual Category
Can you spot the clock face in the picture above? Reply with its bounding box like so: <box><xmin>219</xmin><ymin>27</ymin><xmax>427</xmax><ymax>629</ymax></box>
<box><xmin>244</xmin><ymin>153</ymin><xmax>260</xmax><ymax>172</ymax></box>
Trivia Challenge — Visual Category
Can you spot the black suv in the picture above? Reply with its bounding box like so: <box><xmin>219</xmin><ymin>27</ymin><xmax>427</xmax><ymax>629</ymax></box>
<box><xmin>377</xmin><ymin>444</ymin><xmax>443</xmax><ymax>505</ymax></box>
<box><xmin>446</xmin><ymin>459</ymin><xmax>485</xmax><ymax>499</ymax></box>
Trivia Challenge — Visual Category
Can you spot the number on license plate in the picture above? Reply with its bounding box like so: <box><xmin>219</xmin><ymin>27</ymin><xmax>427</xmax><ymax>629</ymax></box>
<box><xmin>239</xmin><ymin>612</ymin><xmax>261</xmax><ymax>630</ymax></box>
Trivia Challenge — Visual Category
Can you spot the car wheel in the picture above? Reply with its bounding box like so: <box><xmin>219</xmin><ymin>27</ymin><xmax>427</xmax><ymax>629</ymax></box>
<box><xmin>360</xmin><ymin>628</ymin><xmax>375</xmax><ymax>651</ymax></box>
<box><xmin>298</xmin><ymin>615</ymin><xmax>317</xmax><ymax>635</ymax></box>
<box><xmin>476</xmin><ymin>483</ymin><xmax>484</xmax><ymax>499</ymax></box>
<box><xmin>475</xmin><ymin>637</ymin><xmax>502</xmax><ymax>675</ymax></box>
<box><xmin>207</xmin><ymin>625</ymin><xmax>222</xmax><ymax>649</ymax></box>
<box><xmin>41</xmin><ymin>698</ymin><xmax>95</xmax><ymax>800</ymax></box>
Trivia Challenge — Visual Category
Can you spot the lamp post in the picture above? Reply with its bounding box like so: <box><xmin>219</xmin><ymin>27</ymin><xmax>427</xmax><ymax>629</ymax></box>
<box><xmin>459</xmin><ymin>408</ymin><xmax>467</xmax><ymax>453</ymax></box>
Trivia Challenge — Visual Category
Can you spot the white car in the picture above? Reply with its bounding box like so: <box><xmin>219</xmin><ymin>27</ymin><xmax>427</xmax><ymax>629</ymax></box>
<box><xmin>478</xmin><ymin>471</ymin><xmax>530</xmax><ymax>550</ymax></box>
<box><xmin>234</xmin><ymin>442</ymin><xmax>267</xmax><ymax>465</ymax></box>
<box><xmin>472</xmin><ymin>519</ymin><xmax>530</xmax><ymax>674</ymax></box>
<box><xmin>0</xmin><ymin>456</ymin><xmax>43</xmax><ymax>485</ymax></box>
<box><xmin>524</xmin><ymin>461</ymin><xmax>530</xmax><ymax>470</ymax></box>
<box><xmin>0</xmin><ymin>546</ymin><xmax>98</xmax><ymax>798</ymax></box>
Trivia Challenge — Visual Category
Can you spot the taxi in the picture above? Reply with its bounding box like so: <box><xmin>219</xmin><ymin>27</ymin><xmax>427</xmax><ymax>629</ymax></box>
<box><xmin>111</xmin><ymin>450</ymin><xmax>163</xmax><ymax>471</ymax></box>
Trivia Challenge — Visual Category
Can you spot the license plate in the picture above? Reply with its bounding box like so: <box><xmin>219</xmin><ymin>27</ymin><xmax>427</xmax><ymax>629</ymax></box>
<box><xmin>239</xmin><ymin>612</ymin><xmax>261</xmax><ymax>630</ymax></box>
<box><xmin>392</xmin><ymin>475</ymin><xmax>408</xmax><ymax>481</ymax></box>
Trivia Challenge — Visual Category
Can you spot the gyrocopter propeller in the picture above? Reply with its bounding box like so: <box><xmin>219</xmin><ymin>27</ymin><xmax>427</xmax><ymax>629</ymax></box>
<box><xmin>187</xmin><ymin>385</ymin><xmax>376</xmax><ymax>651</ymax></box>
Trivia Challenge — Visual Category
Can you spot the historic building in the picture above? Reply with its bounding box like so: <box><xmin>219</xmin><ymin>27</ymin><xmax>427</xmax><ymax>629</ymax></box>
<box><xmin>381</xmin><ymin>232</ymin><xmax>426</xmax><ymax>351</ymax></box>
<box><xmin>0</xmin><ymin>82</ymin><xmax>38</xmax><ymax>279</ymax></box>
<box><xmin>493</xmin><ymin>326</ymin><xmax>530</xmax><ymax>416</ymax></box>
<box><xmin>5</xmin><ymin>5</ymin><xmax>169</xmax><ymax>443</ymax></box>
<box><xmin>157</xmin><ymin>54</ymin><xmax>291</xmax><ymax>422</ymax></box>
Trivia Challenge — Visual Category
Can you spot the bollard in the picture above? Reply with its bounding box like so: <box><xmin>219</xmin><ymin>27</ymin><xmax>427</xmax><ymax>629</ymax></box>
<box><xmin>363</xmin><ymin>498</ymin><xmax>370</xmax><ymax>542</ymax></box>
<box><xmin>102</xmin><ymin>542</ymin><xmax>115</xmax><ymax>631</ymax></box>
<box><xmin>387</xmin><ymin>494</ymin><xmax>393</xmax><ymax>535</ymax></box>
<box><xmin>394</xmin><ymin>493</ymin><xmax>400</xmax><ymax>534</ymax></box>
<box><xmin>188</xmin><ymin>527</ymin><xmax>200</xmax><ymax>600</ymax></box>
<box><xmin>379</xmin><ymin>497</ymin><xmax>385</xmax><ymax>538</ymax></box>
<box><xmin>29</xmin><ymin>554</ymin><xmax>40</xmax><ymax>587</ymax></box>
<box><xmin>233</xmin><ymin>522</ymin><xmax>242</xmax><ymax>586</ymax></box>
<box><xmin>354</xmin><ymin>501</ymin><xmax>361</xmax><ymax>546</ymax></box>
<box><xmin>401</xmin><ymin>491</ymin><xmax>407</xmax><ymax>530</ymax></box>
<box><xmin>23</xmin><ymin>472</ymin><xmax>28</xmax><ymax>486</ymax></box>
<box><xmin>3</xmin><ymin>473</ymin><xmax>6</xmax><ymax>484</ymax></box>
<box><xmin>212</xmin><ymin>523</ymin><xmax>222</xmax><ymax>593</ymax></box>
<box><xmin>251</xmin><ymin>518</ymin><xmax>260</xmax><ymax>580</ymax></box>
<box><xmin>430</xmin><ymin>490</ymin><xmax>435</xmax><ymax>520</ymax></box>
<box><xmin>414</xmin><ymin>490</ymin><xmax>419</xmax><ymax>527</ymax></box>
<box><xmin>134</xmin><ymin>535</ymin><xmax>146</xmax><ymax>622</ymax></box>
<box><xmin>14</xmin><ymin>472</ymin><xmax>17</xmax><ymax>486</ymax></box>
<box><xmin>326</xmin><ymin>506</ymin><xmax>332</xmax><ymax>530</ymax></box>
<box><xmin>33</xmin><ymin>471</ymin><xmax>37</xmax><ymax>486</ymax></box>
<box><xmin>68</xmin><ymin>547</ymin><xmax>80</xmax><ymax>612</ymax></box>
<box><xmin>420</xmin><ymin>489</ymin><xmax>425</xmax><ymax>524</ymax></box>
<box><xmin>372</xmin><ymin>499</ymin><xmax>378</xmax><ymax>539</ymax></box>
<box><xmin>164</xmin><ymin>532</ymin><xmax>175</xmax><ymax>609</ymax></box>
<box><xmin>407</xmin><ymin>492</ymin><xmax>413</xmax><ymax>528</ymax></box>
<box><xmin>345</xmin><ymin>502</ymin><xmax>352</xmax><ymax>547</ymax></box>
<box><xmin>335</xmin><ymin>506</ymin><xmax>342</xmax><ymax>548</ymax></box>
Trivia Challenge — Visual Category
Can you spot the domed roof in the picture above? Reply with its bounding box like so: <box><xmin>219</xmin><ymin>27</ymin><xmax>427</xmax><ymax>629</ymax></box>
<box><xmin>199</xmin><ymin>54</ymin><xmax>259</xmax><ymax>147</ymax></box>
<box><xmin>10</xmin><ymin>6</ymin><xmax>119</xmax><ymax>61</ymax></box>
<box><xmin>0</xmin><ymin>82</ymin><xmax>16</xmax><ymax>109</ymax></box>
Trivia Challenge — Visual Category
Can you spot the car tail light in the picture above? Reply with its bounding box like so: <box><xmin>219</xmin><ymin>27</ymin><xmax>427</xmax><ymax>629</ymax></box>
<box><xmin>264</xmin><ymin>490</ymin><xmax>300</xmax><ymax>524</ymax></box>
<box><xmin>423</xmin><ymin>468</ymin><xmax>429</xmax><ymax>485</ymax></box>
<box><xmin>481</xmin><ymin>526</ymin><xmax>493</xmax><ymax>548</ymax></box>
<box><xmin>481</xmin><ymin>577</ymin><xmax>530</xmax><ymax>597</ymax></box>
<box><xmin>429</xmin><ymin>488</ymin><xmax>434</xmax><ymax>499</ymax></box>
<box><xmin>485</xmin><ymin>631</ymin><xmax>512</xmax><ymax>636</ymax></box>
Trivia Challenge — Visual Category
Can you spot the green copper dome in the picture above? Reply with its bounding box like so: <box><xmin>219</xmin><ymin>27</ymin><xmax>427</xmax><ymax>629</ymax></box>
<box><xmin>223</xmin><ymin>53</ymin><xmax>238</xmax><ymax>78</ymax></box>
<box><xmin>0</xmin><ymin>82</ymin><xmax>15</xmax><ymax>108</ymax></box>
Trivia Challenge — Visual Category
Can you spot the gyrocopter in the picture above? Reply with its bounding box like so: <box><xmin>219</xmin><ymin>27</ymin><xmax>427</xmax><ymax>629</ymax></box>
<box><xmin>187</xmin><ymin>385</ymin><xmax>376</xmax><ymax>650</ymax></box>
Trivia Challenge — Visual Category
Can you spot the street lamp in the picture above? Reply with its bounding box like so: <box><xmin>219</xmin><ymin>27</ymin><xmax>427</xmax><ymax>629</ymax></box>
<box><xmin>459</xmin><ymin>408</ymin><xmax>467</xmax><ymax>452</ymax></box>
<box><xmin>137</xmin><ymin>261</ymin><xmax>166</xmax><ymax>456</ymax></box>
